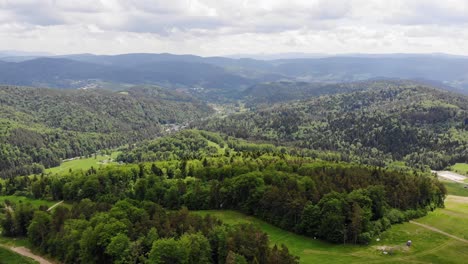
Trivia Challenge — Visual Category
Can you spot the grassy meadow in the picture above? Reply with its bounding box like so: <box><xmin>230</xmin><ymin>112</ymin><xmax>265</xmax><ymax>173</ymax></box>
<box><xmin>194</xmin><ymin>194</ymin><xmax>468</xmax><ymax>264</ymax></box>
<box><xmin>0</xmin><ymin>247</ymin><xmax>37</xmax><ymax>264</ymax></box>
<box><xmin>44</xmin><ymin>151</ymin><xmax>121</xmax><ymax>175</ymax></box>
<box><xmin>450</xmin><ymin>163</ymin><xmax>468</xmax><ymax>176</ymax></box>
<box><xmin>0</xmin><ymin>195</ymin><xmax>57</xmax><ymax>208</ymax></box>
<box><xmin>441</xmin><ymin>180</ymin><xmax>468</xmax><ymax>197</ymax></box>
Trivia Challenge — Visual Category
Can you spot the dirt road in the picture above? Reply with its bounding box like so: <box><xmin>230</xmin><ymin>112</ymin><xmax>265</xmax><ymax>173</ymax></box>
<box><xmin>432</xmin><ymin>170</ymin><xmax>467</xmax><ymax>183</ymax></box>
<box><xmin>5</xmin><ymin>246</ymin><xmax>53</xmax><ymax>264</ymax></box>
<box><xmin>47</xmin><ymin>201</ymin><xmax>64</xmax><ymax>212</ymax></box>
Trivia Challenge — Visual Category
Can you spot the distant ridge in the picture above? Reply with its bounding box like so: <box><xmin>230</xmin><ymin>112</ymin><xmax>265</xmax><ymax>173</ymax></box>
<box><xmin>0</xmin><ymin>52</ymin><xmax>467</xmax><ymax>94</ymax></box>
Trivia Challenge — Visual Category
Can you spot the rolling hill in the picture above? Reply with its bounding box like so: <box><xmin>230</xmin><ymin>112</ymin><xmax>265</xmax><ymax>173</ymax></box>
<box><xmin>1</xmin><ymin>53</ymin><xmax>468</xmax><ymax>96</ymax></box>
<box><xmin>0</xmin><ymin>85</ymin><xmax>213</xmax><ymax>177</ymax></box>
<box><xmin>200</xmin><ymin>81</ymin><xmax>468</xmax><ymax>170</ymax></box>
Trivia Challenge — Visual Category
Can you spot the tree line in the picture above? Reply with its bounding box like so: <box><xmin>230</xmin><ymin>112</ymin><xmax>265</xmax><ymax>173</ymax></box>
<box><xmin>1</xmin><ymin>131</ymin><xmax>446</xmax><ymax>245</ymax></box>
<box><xmin>1</xmin><ymin>198</ymin><xmax>297</xmax><ymax>264</ymax></box>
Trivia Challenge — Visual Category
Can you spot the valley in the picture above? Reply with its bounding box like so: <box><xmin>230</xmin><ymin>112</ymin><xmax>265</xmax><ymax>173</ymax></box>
<box><xmin>0</xmin><ymin>56</ymin><xmax>467</xmax><ymax>264</ymax></box>
<box><xmin>3</xmin><ymin>0</ymin><xmax>468</xmax><ymax>263</ymax></box>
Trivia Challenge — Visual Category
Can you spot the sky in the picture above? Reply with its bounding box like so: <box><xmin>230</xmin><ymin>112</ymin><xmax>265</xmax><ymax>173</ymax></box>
<box><xmin>1</xmin><ymin>0</ymin><xmax>468</xmax><ymax>56</ymax></box>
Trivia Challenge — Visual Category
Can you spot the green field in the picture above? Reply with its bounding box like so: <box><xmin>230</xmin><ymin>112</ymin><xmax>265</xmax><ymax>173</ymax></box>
<box><xmin>0</xmin><ymin>247</ymin><xmax>37</xmax><ymax>264</ymax></box>
<box><xmin>442</xmin><ymin>180</ymin><xmax>468</xmax><ymax>197</ymax></box>
<box><xmin>416</xmin><ymin>196</ymin><xmax>468</xmax><ymax>240</ymax></box>
<box><xmin>0</xmin><ymin>196</ymin><xmax>57</xmax><ymax>208</ymax></box>
<box><xmin>44</xmin><ymin>151</ymin><xmax>121</xmax><ymax>174</ymax></box>
<box><xmin>450</xmin><ymin>163</ymin><xmax>468</xmax><ymax>176</ymax></box>
<box><xmin>194</xmin><ymin>195</ymin><xmax>468</xmax><ymax>263</ymax></box>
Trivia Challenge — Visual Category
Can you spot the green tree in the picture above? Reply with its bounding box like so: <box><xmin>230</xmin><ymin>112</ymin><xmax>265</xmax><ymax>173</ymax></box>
<box><xmin>268</xmin><ymin>244</ymin><xmax>299</xmax><ymax>264</ymax></box>
<box><xmin>180</xmin><ymin>233</ymin><xmax>211</xmax><ymax>264</ymax></box>
<box><xmin>148</xmin><ymin>238</ymin><xmax>189</xmax><ymax>264</ymax></box>
<box><xmin>225</xmin><ymin>251</ymin><xmax>248</xmax><ymax>264</ymax></box>
<box><xmin>28</xmin><ymin>211</ymin><xmax>52</xmax><ymax>249</ymax></box>
<box><xmin>106</xmin><ymin>233</ymin><xmax>131</xmax><ymax>264</ymax></box>
<box><xmin>1</xmin><ymin>211</ymin><xmax>16</xmax><ymax>237</ymax></box>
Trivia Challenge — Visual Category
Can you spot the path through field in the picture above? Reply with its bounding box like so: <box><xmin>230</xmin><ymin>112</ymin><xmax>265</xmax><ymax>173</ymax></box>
<box><xmin>8</xmin><ymin>246</ymin><xmax>52</xmax><ymax>264</ymax></box>
<box><xmin>409</xmin><ymin>221</ymin><xmax>468</xmax><ymax>243</ymax></box>
<box><xmin>46</xmin><ymin>201</ymin><xmax>64</xmax><ymax>212</ymax></box>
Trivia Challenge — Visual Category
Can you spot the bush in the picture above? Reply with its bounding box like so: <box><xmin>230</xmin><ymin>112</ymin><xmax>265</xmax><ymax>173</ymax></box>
<box><xmin>357</xmin><ymin>232</ymin><xmax>372</xmax><ymax>244</ymax></box>
<box><xmin>386</xmin><ymin>209</ymin><xmax>405</xmax><ymax>224</ymax></box>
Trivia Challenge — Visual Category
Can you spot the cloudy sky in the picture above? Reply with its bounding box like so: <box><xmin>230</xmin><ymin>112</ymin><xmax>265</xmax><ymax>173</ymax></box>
<box><xmin>1</xmin><ymin>0</ymin><xmax>468</xmax><ymax>56</ymax></box>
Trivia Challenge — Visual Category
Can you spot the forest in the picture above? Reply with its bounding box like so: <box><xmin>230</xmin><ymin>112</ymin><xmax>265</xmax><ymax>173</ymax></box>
<box><xmin>199</xmin><ymin>83</ymin><xmax>468</xmax><ymax>170</ymax></box>
<box><xmin>0</xmin><ymin>85</ymin><xmax>213</xmax><ymax>177</ymax></box>
<box><xmin>0</xmin><ymin>79</ymin><xmax>466</xmax><ymax>264</ymax></box>
<box><xmin>0</xmin><ymin>130</ymin><xmax>446</xmax><ymax>263</ymax></box>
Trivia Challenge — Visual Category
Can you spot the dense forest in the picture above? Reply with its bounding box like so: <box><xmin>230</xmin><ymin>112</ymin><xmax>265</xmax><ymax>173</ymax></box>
<box><xmin>199</xmin><ymin>83</ymin><xmax>468</xmax><ymax>170</ymax></box>
<box><xmin>241</xmin><ymin>80</ymin><xmax>398</xmax><ymax>106</ymax></box>
<box><xmin>0</xmin><ymin>130</ymin><xmax>445</xmax><ymax>262</ymax></box>
<box><xmin>0</xmin><ymin>85</ymin><xmax>213</xmax><ymax>177</ymax></box>
<box><xmin>0</xmin><ymin>198</ymin><xmax>298</xmax><ymax>264</ymax></box>
<box><xmin>0</xmin><ymin>70</ymin><xmax>464</xmax><ymax>263</ymax></box>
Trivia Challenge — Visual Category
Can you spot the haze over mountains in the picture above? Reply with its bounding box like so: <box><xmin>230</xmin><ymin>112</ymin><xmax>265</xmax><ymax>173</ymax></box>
<box><xmin>1</xmin><ymin>52</ymin><xmax>468</xmax><ymax>95</ymax></box>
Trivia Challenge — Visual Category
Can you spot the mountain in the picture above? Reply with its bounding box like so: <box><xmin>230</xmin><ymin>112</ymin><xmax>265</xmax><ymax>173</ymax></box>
<box><xmin>54</xmin><ymin>54</ymin><xmax>468</xmax><ymax>93</ymax></box>
<box><xmin>1</xmin><ymin>53</ymin><xmax>468</xmax><ymax>96</ymax></box>
<box><xmin>199</xmin><ymin>81</ymin><xmax>468</xmax><ymax>170</ymax></box>
<box><xmin>241</xmin><ymin>80</ymin><xmax>398</xmax><ymax>106</ymax></box>
<box><xmin>0</xmin><ymin>57</ymin><xmax>263</xmax><ymax>90</ymax></box>
<box><xmin>272</xmin><ymin>56</ymin><xmax>468</xmax><ymax>84</ymax></box>
<box><xmin>0</xmin><ymin>85</ymin><xmax>213</xmax><ymax>177</ymax></box>
<box><xmin>0</xmin><ymin>50</ymin><xmax>53</xmax><ymax>62</ymax></box>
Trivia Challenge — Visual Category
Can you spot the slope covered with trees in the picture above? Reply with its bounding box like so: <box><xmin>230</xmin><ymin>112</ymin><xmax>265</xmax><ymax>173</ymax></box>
<box><xmin>0</xmin><ymin>197</ymin><xmax>297</xmax><ymax>264</ymax></box>
<box><xmin>241</xmin><ymin>80</ymin><xmax>410</xmax><ymax>106</ymax></box>
<box><xmin>0</xmin><ymin>85</ymin><xmax>213</xmax><ymax>177</ymax></box>
<box><xmin>200</xmin><ymin>83</ymin><xmax>468</xmax><ymax>170</ymax></box>
<box><xmin>0</xmin><ymin>130</ymin><xmax>447</xmax><ymax>262</ymax></box>
<box><xmin>117</xmin><ymin>131</ymin><xmax>445</xmax><ymax>242</ymax></box>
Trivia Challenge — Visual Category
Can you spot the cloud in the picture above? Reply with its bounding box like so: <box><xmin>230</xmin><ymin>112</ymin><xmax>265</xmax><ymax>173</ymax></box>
<box><xmin>0</xmin><ymin>0</ymin><xmax>467</xmax><ymax>55</ymax></box>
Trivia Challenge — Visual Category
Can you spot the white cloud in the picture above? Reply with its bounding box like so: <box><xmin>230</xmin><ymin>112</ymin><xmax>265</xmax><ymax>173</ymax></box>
<box><xmin>0</xmin><ymin>0</ymin><xmax>467</xmax><ymax>55</ymax></box>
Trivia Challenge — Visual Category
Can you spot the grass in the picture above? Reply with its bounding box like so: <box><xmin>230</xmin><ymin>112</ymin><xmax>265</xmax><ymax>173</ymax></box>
<box><xmin>441</xmin><ymin>180</ymin><xmax>468</xmax><ymax>197</ymax></box>
<box><xmin>416</xmin><ymin>196</ymin><xmax>468</xmax><ymax>240</ymax></box>
<box><xmin>193</xmin><ymin>195</ymin><xmax>468</xmax><ymax>263</ymax></box>
<box><xmin>44</xmin><ymin>151</ymin><xmax>121</xmax><ymax>174</ymax></box>
<box><xmin>0</xmin><ymin>247</ymin><xmax>37</xmax><ymax>264</ymax></box>
<box><xmin>0</xmin><ymin>195</ymin><xmax>57</xmax><ymax>208</ymax></box>
<box><xmin>450</xmin><ymin>163</ymin><xmax>468</xmax><ymax>176</ymax></box>
<box><xmin>0</xmin><ymin>237</ymin><xmax>31</xmax><ymax>248</ymax></box>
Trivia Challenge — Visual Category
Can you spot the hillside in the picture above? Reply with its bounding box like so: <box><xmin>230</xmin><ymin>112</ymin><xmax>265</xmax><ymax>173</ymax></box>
<box><xmin>241</xmin><ymin>80</ymin><xmax>416</xmax><ymax>106</ymax></box>
<box><xmin>0</xmin><ymin>85</ymin><xmax>213</xmax><ymax>177</ymax></box>
<box><xmin>0</xmin><ymin>57</ymin><xmax>268</xmax><ymax>90</ymax></box>
<box><xmin>200</xmin><ymin>82</ymin><xmax>468</xmax><ymax>170</ymax></box>
<box><xmin>2</xmin><ymin>130</ymin><xmax>446</xmax><ymax>248</ymax></box>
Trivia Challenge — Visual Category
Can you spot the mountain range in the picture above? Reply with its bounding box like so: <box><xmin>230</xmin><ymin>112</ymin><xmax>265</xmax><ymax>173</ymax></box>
<box><xmin>1</xmin><ymin>53</ymin><xmax>468</xmax><ymax>96</ymax></box>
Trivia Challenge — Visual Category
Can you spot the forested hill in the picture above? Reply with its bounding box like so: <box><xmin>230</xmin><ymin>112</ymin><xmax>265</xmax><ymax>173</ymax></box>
<box><xmin>0</xmin><ymin>85</ymin><xmax>213</xmax><ymax>177</ymax></box>
<box><xmin>241</xmin><ymin>80</ymin><xmax>415</xmax><ymax>106</ymax></box>
<box><xmin>1</xmin><ymin>130</ymin><xmax>447</xmax><ymax>263</ymax></box>
<box><xmin>200</xmin><ymin>83</ymin><xmax>468</xmax><ymax>170</ymax></box>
